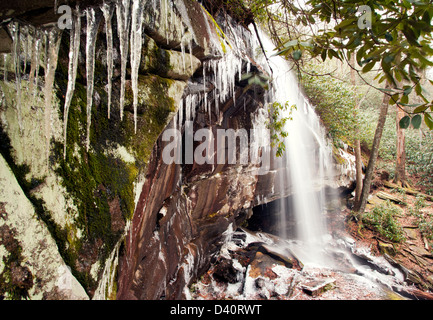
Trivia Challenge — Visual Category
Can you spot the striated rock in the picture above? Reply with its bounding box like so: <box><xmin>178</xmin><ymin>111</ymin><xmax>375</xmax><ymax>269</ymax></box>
<box><xmin>301</xmin><ymin>278</ymin><xmax>336</xmax><ymax>297</ymax></box>
<box><xmin>0</xmin><ymin>0</ymin><xmax>358</xmax><ymax>301</ymax></box>
<box><xmin>378</xmin><ymin>240</ymin><xmax>397</xmax><ymax>256</ymax></box>
<box><xmin>140</xmin><ymin>34</ymin><xmax>201</xmax><ymax>81</ymax></box>
<box><xmin>0</xmin><ymin>155</ymin><xmax>89</xmax><ymax>299</ymax></box>
<box><xmin>0</xmin><ymin>27</ymin><xmax>12</xmax><ymax>54</ymax></box>
<box><xmin>124</xmin><ymin>75</ymin><xmax>186</xmax><ymax>116</ymax></box>
<box><xmin>376</xmin><ymin>191</ymin><xmax>406</xmax><ymax>205</ymax></box>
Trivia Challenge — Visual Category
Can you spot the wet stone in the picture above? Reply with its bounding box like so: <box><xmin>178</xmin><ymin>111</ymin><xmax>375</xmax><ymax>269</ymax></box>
<box><xmin>301</xmin><ymin>278</ymin><xmax>336</xmax><ymax>297</ymax></box>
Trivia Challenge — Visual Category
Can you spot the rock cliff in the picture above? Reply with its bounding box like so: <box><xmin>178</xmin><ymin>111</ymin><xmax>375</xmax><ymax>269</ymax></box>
<box><xmin>0</xmin><ymin>0</ymin><xmax>355</xmax><ymax>300</ymax></box>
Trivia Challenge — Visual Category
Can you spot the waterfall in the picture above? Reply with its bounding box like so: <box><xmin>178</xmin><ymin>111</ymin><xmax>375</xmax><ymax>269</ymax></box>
<box><xmin>254</xmin><ymin>27</ymin><xmax>336</xmax><ymax>266</ymax></box>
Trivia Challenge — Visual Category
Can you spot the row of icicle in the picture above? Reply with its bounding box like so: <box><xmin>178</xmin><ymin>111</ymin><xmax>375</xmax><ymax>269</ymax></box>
<box><xmin>3</xmin><ymin>0</ymin><xmax>252</xmax><ymax>164</ymax></box>
<box><xmin>3</xmin><ymin>0</ymin><xmax>146</xmax><ymax>161</ymax></box>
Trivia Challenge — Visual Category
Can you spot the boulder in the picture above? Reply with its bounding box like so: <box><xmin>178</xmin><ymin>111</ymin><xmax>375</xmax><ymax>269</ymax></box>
<box><xmin>212</xmin><ymin>257</ymin><xmax>239</xmax><ymax>284</ymax></box>
<box><xmin>377</xmin><ymin>240</ymin><xmax>397</xmax><ymax>256</ymax></box>
<box><xmin>0</xmin><ymin>155</ymin><xmax>88</xmax><ymax>300</ymax></box>
<box><xmin>301</xmin><ymin>278</ymin><xmax>336</xmax><ymax>297</ymax></box>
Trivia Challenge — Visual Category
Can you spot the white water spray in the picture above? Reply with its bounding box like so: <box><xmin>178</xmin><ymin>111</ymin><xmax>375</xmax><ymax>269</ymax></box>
<box><xmin>254</xmin><ymin>27</ymin><xmax>335</xmax><ymax>266</ymax></box>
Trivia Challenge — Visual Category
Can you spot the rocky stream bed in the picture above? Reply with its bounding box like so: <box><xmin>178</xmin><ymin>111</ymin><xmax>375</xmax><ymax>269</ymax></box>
<box><xmin>188</xmin><ymin>183</ymin><xmax>433</xmax><ymax>301</ymax></box>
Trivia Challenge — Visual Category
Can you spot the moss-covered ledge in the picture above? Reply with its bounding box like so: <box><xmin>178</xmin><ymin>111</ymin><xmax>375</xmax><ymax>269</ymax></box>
<box><xmin>51</xmin><ymin>53</ymin><xmax>186</xmax><ymax>295</ymax></box>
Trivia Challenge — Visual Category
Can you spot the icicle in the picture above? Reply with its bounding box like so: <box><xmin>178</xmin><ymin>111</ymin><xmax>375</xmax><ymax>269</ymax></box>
<box><xmin>44</xmin><ymin>31</ymin><xmax>49</xmax><ymax>70</ymax></box>
<box><xmin>3</xmin><ymin>54</ymin><xmax>7</xmax><ymax>83</ymax></box>
<box><xmin>188</xmin><ymin>39</ymin><xmax>193</xmax><ymax>70</ymax></box>
<box><xmin>185</xmin><ymin>95</ymin><xmax>191</xmax><ymax>122</ymax></box>
<box><xmin>191</xmin><ymin>94</ymin><xmax>197</xmax><ymax>120</ymax></box>
<box><xmin>12</xmin><ymin>22</ymin><xmax>23</xmax><ymax>132</ymax></box>
<box><xmin>28</xmin><ymin>29</ymin><xmax>35</xmax><ymax>90</ymax></box>
<box><xmin>63</xmin><ymin>7</ymin><xmax>81</xmax><ymax>159</ymax></box>
<box><xmin>85</xmin><ymin>7</ymin><xmax>99</xmax><ymax>151</ymax></box>
<box><xmin>116</xmin><ymin>0</ymin><xmax>131</xmax><ymax>121</ymax></box>
<box><xmin>31</xmin><ymin>33</ymin><xmax>42</xmax><ymax>99</ymax></box>
<box><xmin>203</xmin><ymin>64</ymin><xmax>208</xmax><ymax>117</ymax></box>
<box><xmin>23</xmin><ymin>27</ymin><xmax>29</xmax><ymax>74</ymax></box>
<box><xmin>178</xmin><ymin>99</ymin><xmax>183</xmax><ymax>128</ymax></box>
<box><xmin>102</xmin><ymin>2</ymin><xmax>114</xmax><ymax>119</ymax></box>
<box><xmin>130</xmin><ymin>0</ymin><xmax>143</xmax><ymax>133</ymax></box>
<box><xmin>180</xmin><ymin>40</ymin><xmax>186</xmax><ymax>73</ymax></box>
<box><xmin>164</xmin><ymin>0</ymin><xmax>169</xmax><ymax>45</ymax></box>
<box><xmin>44</xmin><ymin>28</ymin><xmax>62</xmax><ymax>171</ymax></box>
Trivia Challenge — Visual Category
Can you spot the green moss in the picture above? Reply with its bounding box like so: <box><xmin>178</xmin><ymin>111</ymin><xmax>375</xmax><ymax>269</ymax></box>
<box><xmin>203</xmin><ymin>6</ymin><xmax>232</xmax><ymax>53</ymax></box>
<box><xmin>123</xmin><ymin>74</ymin><xmax>176</xmax><ymax>164</ymax></box>
<box><xmin>47</xmin><ymin>30</ymin><xmax>178</xmax><ymax>293</ymax></box>
<box><xmin>0</xmin><ymin>226</ymin><xmax>33</xmax><ymax>300</ymax></box>
<box><xmin>140</xmin><ymin>35</ymin><xmax>172</xmax><ymax>76</ymax></box>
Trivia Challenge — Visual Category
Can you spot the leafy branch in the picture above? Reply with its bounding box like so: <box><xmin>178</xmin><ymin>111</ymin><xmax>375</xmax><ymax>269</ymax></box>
<box><xmin>266</xmin><ymin>101</ymin><xmax>296</xmax><ymax>157</ymax></box>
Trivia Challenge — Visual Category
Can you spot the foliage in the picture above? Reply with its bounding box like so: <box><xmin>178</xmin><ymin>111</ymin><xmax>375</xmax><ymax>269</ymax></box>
<box><xmin>301</xmin><ymin>63</ymin><xmax>357</xmax><ymax>146</ymax></box>
<box><xmin>357</xmin><ymin>104</ymin><xmax>397</xmax><ymax>162</ymax></box>
<box><xmin>363</xmin><ymin>200</ymin><xmax>406</xmax><ymax>242</ymax></box>
<box><xmin>241</xmin><ymin>71</ymin><xmax>270</xmax><ymax>89</ymax></box>
<box><xmin>408</xmin><ymin>195</ymin><xmax>433</xmax><ymax>249</ymax></box>
<box><xmin>247</xmin><ymin>0</ymin><xmax>433</xmax><ymax>128</ymax></box>
<box><xmin>406</xmin><ymin>130</ymin><xmax>433</xmax><ymax>194</ymax></box>
<box><xmin>266</xmin><ymin>101</ymin><xmax>295</xmax><ymax>157</ymax></box>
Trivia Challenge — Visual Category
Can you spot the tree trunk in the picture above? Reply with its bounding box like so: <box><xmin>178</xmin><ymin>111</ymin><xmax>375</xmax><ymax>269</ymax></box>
<box><xmin>354</xmin><ymin>139</ymin><xmax>363</xmax><ymax>205</ymax></box>
<box><xmin>394</xmin><ymin>105</ymin><xmax>407</xmax><ymax>186</ymax></box>
<box><xmin>350</xmin><ymin>55</ymin><xmax>363</xmax><ymax>207</ymax></box>
<box><xmin>354</xmin><ymin>82</ymin><xmax>391</xmax><ymax>213</ymax></box>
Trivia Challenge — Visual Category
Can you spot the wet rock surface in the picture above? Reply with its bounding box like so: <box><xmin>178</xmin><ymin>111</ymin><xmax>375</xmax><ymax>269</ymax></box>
<box><xmin>190</xmin><ymin>227</ymin><xmax>433</xmax><ymax>300</ymax></box>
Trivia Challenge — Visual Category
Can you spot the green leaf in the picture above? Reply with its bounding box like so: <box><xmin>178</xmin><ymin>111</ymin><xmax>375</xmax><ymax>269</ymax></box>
<box><xmin>425</xmin><ymin>113</ymin><xmax>433</xmax><ymax>130</ymax></box>
<box><xmin>292</xmin><ymin>50</ymin><xmax>302</xmax><ymax>60</ymax></box>
<box><xmin>411</xmin><ymin>114</ymin><xmax>422</xmax><ymax>129</ymax></box>
<box><xmin>403</xmin><ymin>87</ymin><xmax>413</xmax><ymax>96</ymax></box>
<box><xmin>413</xmin><ymin>104</ymin><xmax>429</xmax><ymax>113</ymax></box>
<box><xmin>384</xmin><ymin>54</ymin><xmax>394</xmax><ymax>64</ymax></box>
<box><xmin>385</xmin><ymin>32</ymin><xmax>393</xmax><ymax>42</ymax></box>
<box><xmin>328</xmin><ymin>49</ymin><xmax>340</xmax><ymax>60</ymax></box>
<box><xmin>362</xmin><ymin>61</ymin><xmax>376</xmax><ymax>73</ymax></box>
<box><xmin>241</xmin><ymin>72</ymin><xmax>253</xmax><ymax>81</ymax></box>
<box><xmin>321</xmin><ymin>49</ymin><xmax>327</xmax><ymax>62</ymax></box>
<box><xmin>399</xmin><ymin>115</ymin><xmax>411</xmax><ymax>129</ymax></box>
<box><xmin>390</xmin><ymin>94</ymin><xmax>400</xmax><ymax>105</ymax></box>
<box><xmin>334</xmin><ymin>17</ymin><xmax>357</xmax><ymax>30</ymax></box>
<box><xmin>271</xmin><ymin>48</ymin><xmax>289</xmax><ymax>57</ymax></box>
<box><xmin>283</xmin><ymin>40</ymin><xmax>298</xmax><ymax>48</ymax></box>
<box><xmin>356</xmin><ymin>47</ymin><xmax>365</xmax><ymax>65</ymax></box>
<box><xmin>402</xmin><ymin>25</ymin><xmax>420</xmax><ymax>46</ymax></box>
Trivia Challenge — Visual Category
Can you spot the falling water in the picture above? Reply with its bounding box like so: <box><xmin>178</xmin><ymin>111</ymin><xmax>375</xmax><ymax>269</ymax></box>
<box><xmin>255</xmin><ymin>27</ymin><xmax>336</xmax><ymax>266</ymax></box>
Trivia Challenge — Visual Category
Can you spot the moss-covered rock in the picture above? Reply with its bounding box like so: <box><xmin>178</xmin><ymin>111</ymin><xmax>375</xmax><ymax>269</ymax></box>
<box><xmin>140</xmin><ymin>33</ymin><xmax>201</xmax><ymax>81</ymax></box>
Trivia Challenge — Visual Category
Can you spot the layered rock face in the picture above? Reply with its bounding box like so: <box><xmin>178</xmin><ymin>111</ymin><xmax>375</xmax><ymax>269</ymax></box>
<box><xmin>0</xmin><ymin>0</ymin><xmax>355</xmax><ymax>300</ymax></box>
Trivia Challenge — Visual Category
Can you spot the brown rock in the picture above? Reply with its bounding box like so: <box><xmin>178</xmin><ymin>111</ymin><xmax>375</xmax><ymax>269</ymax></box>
<box><xmin>301</xmin><ymin>278</ymin><xmax>336</xmax><ymax>297</ymax></box>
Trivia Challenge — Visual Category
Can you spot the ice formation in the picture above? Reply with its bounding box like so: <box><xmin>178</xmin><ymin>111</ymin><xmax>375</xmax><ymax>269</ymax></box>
<box><xmin>102</xmin><ymin>2</ymin><xmax>114</xmax><ymax>119</ymax></box>
<box><xmin>85</xmin><ymin>7</ymin><xmax>99</xmax><ymax>151</ymax></box>
<box><xmin>63</xmin><ymin>7</ymin><xmax>81</xmax><ymax>158</ymax></box>
<box><xmin>130</xmin><ymin>0</ymin><xmax>144</xmax><ymax>133</ymax></box>
<box><xmin>116</xmin><ymin>0</ymin><xmax>131</xmax><ymax>121</ymax></box>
